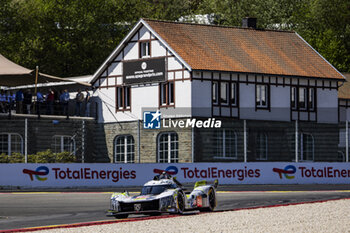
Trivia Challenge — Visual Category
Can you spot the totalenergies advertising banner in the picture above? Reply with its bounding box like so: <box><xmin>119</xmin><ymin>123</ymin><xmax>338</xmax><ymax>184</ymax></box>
<box><xmin>0</xmin><ymin>163</ymin><xmax>350</xmax><ymax>188</ymax></box>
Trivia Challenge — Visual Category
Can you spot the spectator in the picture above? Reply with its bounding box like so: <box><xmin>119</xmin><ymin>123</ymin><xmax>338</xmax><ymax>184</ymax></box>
<box><xmin>7</xmin><ymin>91</ymin><xmax>15</xmax><ymax>112</ymax></box>
<box><xmin>60</xmin><ymin>89</ymin><xmax>70</xmax><ymax>116</ymax></box>
<box><xmin>46</xmin><ymin>89</ymin><xmax>55</xmax><ymax>115</ymax></box>
<box><xmin>75</xmin><ymin>89</ymin><xmax>84</xmax><ymax>116</ymax></box>
<box><xmin>36</xmin><ymin>90</ymin><xmax>44</xmax><ymax>115</ymax></box>
<box><xmin>15</xmin><ymin>89</ymin><xmax>24</xmax><ymax>114</ymax></box>
<box><xmin>54</xmin><ymin>89</ymin><xmax>60</xmax><ymax>114</ymax></box>
<box><xmin>0</xmin><ymin>90</ymin><xmax>7</xmax><ymax>113</ymax></box>
<box><xmin>23</xmin><ymin>89</ymin><xmax>32</xmax><ymax>114</ymax></box>
<box><xmin>84</xmin><ymin>88</ymin><xmax>91</xmax><ymax>117</ymax></box>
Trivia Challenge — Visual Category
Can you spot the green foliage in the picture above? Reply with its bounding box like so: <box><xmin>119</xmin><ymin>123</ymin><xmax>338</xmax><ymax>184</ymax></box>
<box><xmin>54</xmin><ymin>151</ymin><xmax>76</xmax><ymax>163</ymax></box>
<box><xmin>0</xmin><ymin>0</ymin><xmax>349</xmax><ymax>75</ymax></box>
<box><xmin>0</xmin><ymin>153</ymin><xmax>10</xmax><ymax>163</ymax></box>
<box><xmin>0</xmin><ymin>0</ymin><xmax>198</xmax><ymax>77</ymax></box>
<box><xmin>294</xmin><ymin>0</ymin><xmax>350</xmax><ymax>72</ymax></box>
<box><xmin>9</xmin><ymin>153</ymin><xmax>25</xmax><ymax>163</ymax></box>
<box><xmin>0</xmin><ymin>150</ymin><xmax>76</xmax><ymax>163</ymax></box>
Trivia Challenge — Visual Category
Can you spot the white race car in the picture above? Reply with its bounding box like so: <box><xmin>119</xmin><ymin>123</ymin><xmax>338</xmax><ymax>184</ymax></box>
<box><xmin>107</xmin><ymin>174</ymin><xmax>218</xmax><ymax>218</ymax></box>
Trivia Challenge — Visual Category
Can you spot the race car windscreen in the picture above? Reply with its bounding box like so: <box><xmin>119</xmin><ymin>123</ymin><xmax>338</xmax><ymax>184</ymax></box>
<box><xmin>141</xmin><ymin>185</ymin><xmax>175</xmax><ymax>195</ymax></box>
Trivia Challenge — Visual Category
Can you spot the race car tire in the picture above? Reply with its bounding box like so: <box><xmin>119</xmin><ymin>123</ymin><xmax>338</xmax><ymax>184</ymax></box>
<box><xmin>200</xmin><ymin>187</ymin><xmax>216</xmax><ymax>212</ymax></box>
<box><xmin>176</xmin><ymin>191</ymin><xmax>186</xmax><ymax>214</ymax></box>
<box><xmin>114</xmin><ymin>214</ymin><xmax>129</xmax><ymax>219</ymax></box>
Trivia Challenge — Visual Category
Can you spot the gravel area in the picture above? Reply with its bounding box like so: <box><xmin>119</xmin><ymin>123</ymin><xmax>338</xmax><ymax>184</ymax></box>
<box><xmin>35</xmin><ymin>199</ymin><xmax>350</xmax><ymax>233</ymax></box>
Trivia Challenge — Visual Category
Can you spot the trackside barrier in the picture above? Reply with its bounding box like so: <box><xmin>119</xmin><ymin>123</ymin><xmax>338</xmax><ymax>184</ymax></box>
<box><xmin>1</xmin><ymin>163</ymin><xmax>350</xmax><ymax>188</ymax></box>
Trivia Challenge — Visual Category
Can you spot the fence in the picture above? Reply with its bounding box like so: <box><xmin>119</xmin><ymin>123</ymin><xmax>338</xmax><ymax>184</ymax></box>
<box><xmin>0</xmin><ymin>116</ymin><xmax>349</xmax><ymax>163</ymax></box>
<box><xmin>194</xmin><ymin>119</ymin><xmax>348</xmax><ymax>163</ymax></box>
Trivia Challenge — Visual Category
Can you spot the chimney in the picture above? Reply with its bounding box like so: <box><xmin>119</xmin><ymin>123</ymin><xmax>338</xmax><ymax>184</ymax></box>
<box><xmin>242</xmin><ymin>17</ymin><xmax>257</xmax><ymax>29</ymax></box>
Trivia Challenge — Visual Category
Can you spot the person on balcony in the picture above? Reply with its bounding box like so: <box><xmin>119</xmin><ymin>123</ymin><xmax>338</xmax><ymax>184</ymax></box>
<box><xmin>15</xmin><ymin>89</ymin><xmax>24</xmax><ymax>114</ymax></box>
<box><xmin>7</xmin><ymin>91</ymin><xmax>15</xmax><ymax>112</ymax></box>
<box><xmin>84</xmin><ymin>88</ymin><xmax>91</xmax><ymax>117</ymax></box>
<box><xmin>0</xmin><ymin>90</ymin><xmax>7</xmax><ymax>113</ymax></box>
<box><xmin>23</xmin><ymin>89</ymin><xmax>32</xmax><ymax>114</ymax></box>
<box><xmin>75</xmin><ymin>89</ymin><xmax>84</xmax><ymax>116</ymax></box>
<box><xmin>60</xmin><ymin>89</ymin><xmax>70</xmax><ymax>116</ymax></box>
<box><xmin>46</xmin><ymin>89</ymin><xmax>55</xmax><ymax>115</ymax></box>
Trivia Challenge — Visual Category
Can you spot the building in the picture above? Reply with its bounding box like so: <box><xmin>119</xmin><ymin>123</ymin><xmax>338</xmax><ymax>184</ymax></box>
<box><xmin>0</xmin><ymin>55</ymin><xmax>97</xmax><ymax>161</ymax></box>
<box><xmin>88</xmin><ymin>18</ymin><xmax>345</xmax><ymax>163</ymax></box>
<box><xmin>338</xmin><ymin>73</ymin><xmax>350</xmax><ymax>161</ymax></box>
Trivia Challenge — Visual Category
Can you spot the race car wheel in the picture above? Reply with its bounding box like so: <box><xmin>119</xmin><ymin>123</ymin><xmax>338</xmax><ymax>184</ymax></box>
<box><xmin>114</xmin><ymin>214</ymin><xmax>128</xmax><ymax>219</ymax></box>
<box><xmin>177</xmin><ymin>191</ymin><xmax>186</xmax><ymax>214</ymax></box>
<box><xmin>200</xmin><ymin>187</ymin><xmax>216</xmax><ymax>212</ymax></box>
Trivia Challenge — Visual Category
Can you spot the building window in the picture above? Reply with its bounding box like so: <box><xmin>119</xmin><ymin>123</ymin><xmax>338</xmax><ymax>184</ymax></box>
<box><xmin>157</xmin><ymin>132</ymin><xmax>178</xmax><ymax>163</ymax></box>
<box><xmin>256</xmin><ymin>84</ymin><xmax>269</xmax><ymax>108</ymax></box>
<box><xmin>308</xmin><ymin>88</ymin><xmax>315</xmax><ymax>111</ymax></box>
<box><xmin>0</xmin><ymin>133</ymin><xmax>23</xmax><ymax>155</ymax></box>
<box><xmin>160</xmin><ymin>82</ymin><xmax>174</xmax><ymax>107</ymax></box>
<box><xmin>220</xmin><ymin>82</ymin><xmax>229</xmax><ymax>105</ymax></box>
<box><xmin>52</xmin><ymin>135</ymin><xmax>75</xmax><ymax>154</ymax></box>
<box><xmin>212</xmin><ymin>81</ymin><xmax>218</xmax><ymax>104</ymax></box>
<box><xmin>231</xmin><ymin>83</ymin><xmax>237</xmax><ymax>106</ymax></box>
<box><xmin>114</xmin><ymin>135</ymin><xmax>135</xmax><ymax>163</ymax></box>
<box><xmin>213</xmin><ymin>81</ymin><xmax>237</xmax><ymax>106</ymax></box>
<box><xmin>213</xmin><ymin>129</ymin><xmax>237</xmax><ymax>159</ymax></box>
<box><xmin>256</xmin><ymin>133</ymin><xmax>268</xmax><ymax>160</ymax></box>
<box><xmin>116</xmin><ymin>86</ymin><xmax>131</xmax><ymax>110</ymax></box>
<box><xmin>291</xmin><ymin>87</ymin><xmax>315</xmax><ymax>111</ymax></box>
<box><xmin>140</xmin><ymin>41</ymin><xmax>150</xmax><ymax>58</ymax></box>
<box><xmin>299</xmin><ymin>133</ymin><xmax>314</xmax><ymax>161</ymax></box>
<box><xmin>299</xmin><ymin>87</ymin><xmax>307</xmax><ymax>110</ymax></box>
<box><xmin>291</xmin><ymin>87</ymin><xmax>297</xmax><ymax>109</ymax></box>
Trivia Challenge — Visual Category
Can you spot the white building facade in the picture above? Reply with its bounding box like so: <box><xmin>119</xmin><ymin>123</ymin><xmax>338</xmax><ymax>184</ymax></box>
<box><xmin>89</xmin><ymin>19</ymin><xmax>345</xmax><ymax>163</ymax></box>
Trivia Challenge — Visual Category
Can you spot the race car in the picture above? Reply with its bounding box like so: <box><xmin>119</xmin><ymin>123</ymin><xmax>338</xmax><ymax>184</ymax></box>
<box><xmin>106</xmin><ymin>173</ymin><xmax>218</xmax><ymax>219</ymax></box>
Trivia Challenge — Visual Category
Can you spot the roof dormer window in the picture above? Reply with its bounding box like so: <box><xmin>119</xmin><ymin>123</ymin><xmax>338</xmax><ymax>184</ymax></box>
<box><xmin>140</xmin><ymin>41</ymin><xmax>150</xmax><ymax>58</ymax></box>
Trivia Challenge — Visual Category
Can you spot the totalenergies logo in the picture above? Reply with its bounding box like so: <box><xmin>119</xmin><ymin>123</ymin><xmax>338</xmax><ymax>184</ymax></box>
<box><xmin>23</xmin><ymin>166</ymin><xmax>49</xmax><ymax>181</ymax></box>
<box><xmin>272</xmin><ymin>165</ymin><xmax>296</xmax><ymax>179</ymax></box>
<box><xmin>153</xmin><ymin>166</ymin><xmax>178</xmax><ymax>175</ymax></box>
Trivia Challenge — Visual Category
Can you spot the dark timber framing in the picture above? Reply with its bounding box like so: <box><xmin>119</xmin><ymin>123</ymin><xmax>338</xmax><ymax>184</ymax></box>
<box><xmin>91</xmin><ymin>24</ymin><xmax>342</xmax><ymax>123</ymax></box>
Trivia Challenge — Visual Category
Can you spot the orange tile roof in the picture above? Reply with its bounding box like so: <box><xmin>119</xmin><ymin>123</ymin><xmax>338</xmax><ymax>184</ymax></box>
<box><xmin>145</xmin><ymin>19</ymin><xmax>344</xmax><ymax>80</ymax></box>
<box><xmin>339</xmin><ymin>73</ymin><xmax>350</xmax><ymax>99</ymax></box>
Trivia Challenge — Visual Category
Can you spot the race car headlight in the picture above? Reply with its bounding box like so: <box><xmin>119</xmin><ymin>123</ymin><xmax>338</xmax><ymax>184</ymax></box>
<box><xmin>160</xmin><ymin>196</ymin><xmax>174</xmax><ymax>209</ymax></box>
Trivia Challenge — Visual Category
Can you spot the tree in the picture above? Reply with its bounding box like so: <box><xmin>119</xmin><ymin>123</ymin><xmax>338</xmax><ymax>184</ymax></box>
<box><xmin>0</xmin><ymin>0</ymin><xmax>200</xmax><ymax>77</ymax></box>
<box><xmin>0</xmin><ymin>0</ymin><xmax>349</xmax><ymax>76</ymax></box>
<box><xmin>196</xmin><ymin>0</ymin><xmax>350</xmax><ymax>72</ymax></box>
<box><xmin>295</xmin><ymin>0</ymin><xmax>350</xmax><ymax>72</ymax></box>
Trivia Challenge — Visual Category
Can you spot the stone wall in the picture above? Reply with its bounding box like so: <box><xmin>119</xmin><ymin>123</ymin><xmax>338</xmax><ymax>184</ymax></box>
<box><xmin>103</xmin><ymin>119</ymin><xmax>192</xmax><ymax>163</ymax></box>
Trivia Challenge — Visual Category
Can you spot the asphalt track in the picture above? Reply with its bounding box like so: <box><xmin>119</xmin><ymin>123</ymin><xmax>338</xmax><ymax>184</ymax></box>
<box><xmin>0</xmin><ymin>185</ymin><xmax>350</xmax><ymax>231</ymax></box>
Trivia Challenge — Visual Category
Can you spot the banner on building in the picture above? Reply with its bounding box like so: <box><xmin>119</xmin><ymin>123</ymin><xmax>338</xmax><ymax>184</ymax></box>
<box><xmin>123</xmin><ymin>58</ymin><xmax>166</xmax><ymax>85</ymax></box>
<box><xmin>1</xmin><ymin>163</ymin><xmax>350</xmax><ymax>188</ymax></box>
